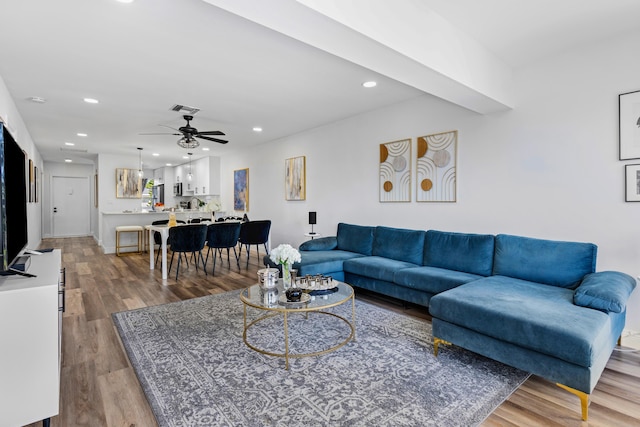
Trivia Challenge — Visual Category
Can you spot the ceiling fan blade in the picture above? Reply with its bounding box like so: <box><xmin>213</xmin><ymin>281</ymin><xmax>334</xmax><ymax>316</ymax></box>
<box><xmin>160</xmin><ymin>124</ymin><xmax>181</xmax><ymax>132</ymax></box>
<box><xmin>139</xmin><ymin>132</ymin><xmax>181</xmax><ymax>136</ymax></box>
<box><xmin>196</xmin><ymin>135</ymin><xmax>228</xmax><ymax>144</ymax></box>
<box><xmin>196</xmin><ymin>130</ymin><xmax>225</xmax><ymax>136</ymax></box>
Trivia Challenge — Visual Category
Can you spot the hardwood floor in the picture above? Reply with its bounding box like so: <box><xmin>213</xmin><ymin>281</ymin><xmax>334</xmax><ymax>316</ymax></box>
<box><xmin>25</xmin><ymin>236</ymin><xmax>640</xmax><ymax>426</ymax></box>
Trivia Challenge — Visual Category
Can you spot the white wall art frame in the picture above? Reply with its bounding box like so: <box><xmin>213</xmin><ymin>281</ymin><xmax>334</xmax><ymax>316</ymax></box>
<box><xmin>416</xmin><ymin>130</ymin><xmax>457</xmax><ymax>202</ymax></box>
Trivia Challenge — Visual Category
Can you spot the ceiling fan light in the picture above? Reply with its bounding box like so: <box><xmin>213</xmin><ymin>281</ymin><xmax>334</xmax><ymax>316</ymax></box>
<box><xmin>177</xmin><ymin>137</ymin><xmax>199</xmax><ymax>149</ymax></box>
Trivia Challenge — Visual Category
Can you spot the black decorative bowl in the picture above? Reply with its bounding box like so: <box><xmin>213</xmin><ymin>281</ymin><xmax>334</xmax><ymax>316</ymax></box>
<box><xmin>285</xmin><ymin>287</ymin><xmax>303</xmax><ymax>302</ymax></box>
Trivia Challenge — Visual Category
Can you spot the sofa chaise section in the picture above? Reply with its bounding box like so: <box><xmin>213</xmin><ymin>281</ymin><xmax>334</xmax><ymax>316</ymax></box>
<box><xmin>430</xmin><ymin>234</ymin><xmax>636</xmax><ymax>420</ymax></box>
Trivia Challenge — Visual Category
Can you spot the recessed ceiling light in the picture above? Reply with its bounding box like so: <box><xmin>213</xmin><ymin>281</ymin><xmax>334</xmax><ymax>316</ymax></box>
<box><xmin>202</xmin><ymin>147</ymin><xmax>210</xmax><ymax>151</ymax></box>
<box><xmin>77</xmin><ymin>133</ymin><xmax>87</xmax><ymax>137</ymax></box>
<box><xmin>165</xmin><ymin>163</ymin><xmax>172</xmax><ymax>166</ymax></box>
<box><xmin>65</xmin><ymin>159</ymin><xmax>72</xmax><ymax>163</ymax></box>
<box><xmin>362</xmin><ymin>81</ymin><xmax>377</xmax><ymax>88</ymax></box>
<box><xmin>152</xmin><ymin>153</ymin><xmax>160</xmax><ymax>157</ymax></box>
<box><xmin>83</xmin><ymin>98</ymin><xmax>99</xmax><ymax>104</ymax></box>
<box><xmin>116</xmin><ymin>0</ymin><xmax>134</xmax><ymax>3</ymax></box>
<box><xmin>253</xmin><ymin>127</ymin><xmax>263</xmax><ymax>132</ymax></box>
<box><xmin>28</xmin><ymin>96</ymin><xmax>46</xmax><ymax>103</ymax></box>
<box><xmin>64</xmin><ymin>142</ymin><xmax>75</xmax><ymax>146</ymax></box>
<box><xmin>182</xmin><ymin>155</ymin><xmax>189</xmax><ymax>159</ymax></box>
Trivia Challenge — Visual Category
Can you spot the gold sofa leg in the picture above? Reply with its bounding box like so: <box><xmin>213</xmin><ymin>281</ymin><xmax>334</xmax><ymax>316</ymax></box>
<box><xmin>433</xmin><ymin>337</ymin><xmax>451</xmax><ymax>357</ymax></box>
<box><xmin>556</xmin><ymin>383</ymin><xmax>589</xmax><ymax>421</ymax></box>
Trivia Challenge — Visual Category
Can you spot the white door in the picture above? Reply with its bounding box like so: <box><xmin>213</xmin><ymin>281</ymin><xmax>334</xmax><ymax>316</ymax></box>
<box><xmin>52</xmin><ymin>176</ymin><xmax>90</xmax><ymax>237</ymax></box>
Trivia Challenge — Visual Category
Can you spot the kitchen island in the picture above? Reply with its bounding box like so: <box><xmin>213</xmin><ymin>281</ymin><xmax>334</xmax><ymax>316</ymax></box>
<box><xmin>100</xmin><ymin>210</ymin><xmax>213</xmax><ymax>254</ymax></box>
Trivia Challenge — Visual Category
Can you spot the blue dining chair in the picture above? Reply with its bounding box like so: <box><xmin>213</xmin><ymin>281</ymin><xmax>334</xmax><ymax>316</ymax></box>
<box><xmin>204</xmin><ymin>222</ymin><xmax>241</xmax><ymax>275</ymax></box>
<box><xmin>168</xmin><ymin>224</ymin><xmax>207</xmax><ymax>280</ymax></box>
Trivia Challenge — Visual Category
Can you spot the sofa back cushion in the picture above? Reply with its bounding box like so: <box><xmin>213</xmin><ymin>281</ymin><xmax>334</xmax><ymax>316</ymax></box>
<box><xmin>424</xmin><ymin>230</ymin><xmax>495</xmax><ymax>276</ymax></box>
<box><xmin>336</xmin><ymin>223</ymin><xmax>375</xmax><ymax>255</ymax></box>
<box><xmin>372</xmin><ymin>226</ymin><xmax>425</xmax><ymax>265</ymax></box>
<box><xmin>493</xmin><ymin>234</ymin><xmax>597</xmax><ymax>288</ymax></box>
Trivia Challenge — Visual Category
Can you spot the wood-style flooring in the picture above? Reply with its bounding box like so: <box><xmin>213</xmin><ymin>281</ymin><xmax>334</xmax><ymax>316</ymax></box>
<box><xmin>25</xmin><ymin>236</ymin><xmax>640</xmax><ymax>427</ymax></box>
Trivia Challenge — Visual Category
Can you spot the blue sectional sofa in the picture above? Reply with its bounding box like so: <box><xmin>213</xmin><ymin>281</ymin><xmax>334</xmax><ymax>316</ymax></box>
<box><xmin>271</xmin><ymin>223</ymin><xmax>636</xmax><ymax>420</ymax></box>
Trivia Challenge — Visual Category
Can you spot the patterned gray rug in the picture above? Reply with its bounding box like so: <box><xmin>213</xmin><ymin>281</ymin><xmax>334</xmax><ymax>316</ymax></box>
<box><xmin>113</xmin><ymin>290</ymin><xmax>528</xmax><ymax>426</ymax></box>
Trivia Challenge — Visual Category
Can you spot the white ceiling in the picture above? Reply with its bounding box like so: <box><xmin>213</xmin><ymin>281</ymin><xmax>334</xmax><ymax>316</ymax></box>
<box><xmin>0</xmin><ymin>0</ymin><xmax>638</xmax><ymax>169</ymax></box>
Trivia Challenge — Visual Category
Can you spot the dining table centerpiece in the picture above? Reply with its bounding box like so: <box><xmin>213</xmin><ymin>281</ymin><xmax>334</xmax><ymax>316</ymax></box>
<box><xmin>204</xmin><ymin>198</ymin><xmax>222</xmax><ymax>220</ymax></box>
<box><xmin>270</xmin><ymin>244</ymin><xmax>301</xmax><ymax>289</ymax></box>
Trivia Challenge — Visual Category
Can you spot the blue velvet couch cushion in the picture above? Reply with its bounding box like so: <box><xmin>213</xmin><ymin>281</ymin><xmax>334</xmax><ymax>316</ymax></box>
<box><xmin>336</xmin><ymin>223</ymin><xmax>374</xmax><ymax>255</ymax></box>
<box><xmin>429</xmin><ymin>275</ymin><xmax>618</xmax><ymax>367</ymax></box>
<box><xmin>493</xmin><ymin>234</ymin><xmax>597</xmax><ymax>289</ymax></box>
<box><xmin>394</xmin><ymin>266</ymin><xmax>484</xmax><ymax>294</ymax></box>
<box><xmin>424</xmin><ymin>230</ymin><xmax>495</xmax><ymax>276</ymax></box>
<box><xmin>295</xmin><ymin>250</ymin><xmax>364</xmax><ymax>277</ymax></box>
<box><xmin>299</xmin><ymin>236</ymin><xmax>337</xmax><ymax>251</ymax></box>
<box><xmin>344</xmin><ymin>256</ymin><xmax>419</xmax><ymax>283</ymax></box>
<box><xmin>574</xmin><ymin>271</ymin><xmax>636</xmax><ymax>313</ymax></box>
<box><xmin>372</xmin><ymin>226</ymin><xmax>426</xmax><ymax>265</ymax></box>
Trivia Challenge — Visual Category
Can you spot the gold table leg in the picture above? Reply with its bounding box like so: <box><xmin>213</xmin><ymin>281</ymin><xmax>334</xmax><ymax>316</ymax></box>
<box><xmin>351</xmin><ymin>294</ymin><xmax>357</xmax><ymax>341</ymax></box>
<box><xmin>284</xmin><ymin>311</ymin><xmax>289</xmax><ymax>370</ymax></box>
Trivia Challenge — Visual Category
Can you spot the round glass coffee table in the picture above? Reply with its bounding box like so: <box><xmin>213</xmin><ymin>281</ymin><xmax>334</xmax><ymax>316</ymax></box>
<box><xmin>240</xmin><ymin>281</ymin><xmax>356</xmax><ymax>370</ymax></box>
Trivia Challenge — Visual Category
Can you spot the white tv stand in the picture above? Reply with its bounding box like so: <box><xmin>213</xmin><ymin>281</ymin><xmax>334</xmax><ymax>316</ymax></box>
<box><xmin>0</xmin><ymin>250</ymin><xmax>63</xmax><ymax>427</ymax></box>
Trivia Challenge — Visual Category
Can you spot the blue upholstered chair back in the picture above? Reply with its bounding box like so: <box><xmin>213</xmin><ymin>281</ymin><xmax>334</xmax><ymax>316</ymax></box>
<box><xmin>239</xmin><ymin>220</ymin><xmax>271</xmax><ymax>245</ymax></box>
<box><xmin>153</xmin><ymin>219</ymin><xmax>185</xmax><ymax>244</ymax></box>
<box><xmin>206</xmin><ymin>222</ymin><xmax>241</xmax><ymax>249</ymax></box>
<box><xmin>169</xmin><ymin>224</ymin><xmax>207</xmax><ymax>252</ymax></box>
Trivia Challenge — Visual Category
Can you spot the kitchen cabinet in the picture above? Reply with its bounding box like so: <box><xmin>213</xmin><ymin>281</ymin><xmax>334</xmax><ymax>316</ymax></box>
<box><xmin>179</xmin><ymin>156</ymin><xmax>220</xmax><ymax>196</ymax></box>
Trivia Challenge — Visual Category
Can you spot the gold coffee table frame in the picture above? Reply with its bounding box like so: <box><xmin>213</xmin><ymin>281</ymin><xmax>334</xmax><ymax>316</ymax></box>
<box><xmin>240</xmin><ymin>282</ymin><xmax>356</xmax><ymax>370</ymax></box>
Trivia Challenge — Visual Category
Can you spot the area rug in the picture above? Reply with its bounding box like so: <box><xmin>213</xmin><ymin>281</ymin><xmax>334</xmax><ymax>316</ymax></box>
<box><xmin>113</xmin><ymin>290</ymin><xmax>529</xmax><ymax>427</ymax></box>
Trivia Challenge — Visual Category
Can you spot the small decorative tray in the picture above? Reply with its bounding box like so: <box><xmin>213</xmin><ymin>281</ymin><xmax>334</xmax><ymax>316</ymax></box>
<box><xmin>297</xmin><ymin>281</ymin><xmax>336</xmax><ymax>291</ymax></box>
<box><xmin>308</xmin><ymin>287</ymin><xmax>339</xmax><ymax>296</ymax></box>
<box><xmin>278</xmin><ymin>293</ymin><xmax>311</xmax><ymax>306</ymax></box>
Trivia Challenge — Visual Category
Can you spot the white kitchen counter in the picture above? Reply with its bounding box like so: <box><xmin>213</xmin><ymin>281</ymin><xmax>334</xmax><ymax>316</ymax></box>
<box><xmin>100</xmin><ymin>210</ymin><xmax>213</xmax><ymax>254</ymax></box>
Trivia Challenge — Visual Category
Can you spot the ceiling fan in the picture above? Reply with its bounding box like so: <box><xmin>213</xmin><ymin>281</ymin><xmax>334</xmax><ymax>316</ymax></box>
<box><xmin>141</xmin><ymin>115</ymin><xmax>228</xmax><ymax>148</ymax></box>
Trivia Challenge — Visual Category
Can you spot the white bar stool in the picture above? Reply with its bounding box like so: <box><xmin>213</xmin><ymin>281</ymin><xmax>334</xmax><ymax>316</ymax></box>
<box><xmin>116</xmin><ymin>225</ymin><xmax>144</xmax><ymax>256</ymax></box>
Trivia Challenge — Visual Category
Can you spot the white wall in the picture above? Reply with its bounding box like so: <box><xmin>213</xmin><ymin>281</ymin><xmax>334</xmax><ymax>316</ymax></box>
<box><xmin>0</xmin><ymin>75</ymin><xmax>42</xmax><ymax>250</ymax></box>
<box><xmin>219</xmin><ymin>30</ymin><xmax>640</xmax><ymax>330</ymax></box>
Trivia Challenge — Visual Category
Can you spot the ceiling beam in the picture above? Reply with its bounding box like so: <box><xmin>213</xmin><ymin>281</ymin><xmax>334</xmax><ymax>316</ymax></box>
<box><xmin>202</xmin><ymin>0</ymin><xmax>514</xmax><ymax>114</ymax></box>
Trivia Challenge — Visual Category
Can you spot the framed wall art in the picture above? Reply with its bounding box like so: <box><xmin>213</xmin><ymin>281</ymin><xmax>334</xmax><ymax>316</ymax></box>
<box><xmin>379</xmin><ymin>139</ymin><xmax>411</xmax><ymax>202</ymax></box>
<box><xmin>619</xmin><ymin>89</ymin><xmax>640</xmax><ymax>160</ymax></box>
<box><xmin>625</xmin><ymin>164</ymin><xmax>640</xmax><ymax>202</ymax></box>
<box><xmin>416</xmin><ymin>130</ymin><xmax>457</xmax><ymax>202</ymax></box>
<box><xmin>234</xmin><ymin>168</ymin><xmax>249</xmax><ymax>211</ymax></box>
<box><xmin>285</xmin><ymin>156</ymin><xmax>306</xmax><ymax>201</ymax></box>
<box><xmin>28</xmin><ymin>158</ymin><xmax>34</xmax><ymax>203</ymax></box>
<box><xmin>115</xmin><ymin>168</ymin><xmax>142</xmax><ymax>198</ymax></box>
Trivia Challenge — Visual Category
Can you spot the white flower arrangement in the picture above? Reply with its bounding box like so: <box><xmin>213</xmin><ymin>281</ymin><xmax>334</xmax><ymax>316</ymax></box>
<box><xmin>270</xmin><ymin>244</ymin><xmax>301</xmax><ymax>266</ymax></box>
<box><xmin>205</xmin><ymin>198</ymin><xmax>222</xmax><ymax>212</ymax></box>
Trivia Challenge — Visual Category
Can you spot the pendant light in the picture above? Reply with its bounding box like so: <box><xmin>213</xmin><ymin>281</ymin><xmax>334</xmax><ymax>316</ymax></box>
<box><xmin>187</xmin><ymin>152</ymin><xmax>193</xmax><ymax>181</ymax></box>
<box><xmin>137</xmin><ymin>147</ymin><xmax>143</xmax><ymax>177</ymax></box>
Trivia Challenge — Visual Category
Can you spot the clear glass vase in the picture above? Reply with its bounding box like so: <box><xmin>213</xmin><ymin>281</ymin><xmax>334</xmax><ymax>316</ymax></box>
<box><xmin>282</xmin><ymin>263</ymin><xmax>292</xmax><ymax>289</ymax></box>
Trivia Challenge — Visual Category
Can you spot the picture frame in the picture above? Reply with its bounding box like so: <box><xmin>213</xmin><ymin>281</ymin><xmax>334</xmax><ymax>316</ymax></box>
<box><xmin>95</xmin><ymin>173</ymin><xmax>99</xmax><ymax>207</ymax></box>
<box><xmin>34</xmin><ymin>165</ymin><xmax>38</xmax><ymax>203</ymax></box>
<box><xmin>416</xmin><ymin>130</ymin><xmax>457</xmax><ymax>202</ymax></box>
<box><xmin>625</xmin><ymin>164</ymin><xmax>640</xmax><ymax>202</ymax></box>
<box><xmin>115</xmin><ymin>168</ymin><xmax>142</xmax><ymax>198</ymax></box>
<box><xmin>285</xmin><ymin>156</ymin><xmax>306</xmax><ymax>201</ymax></box>
<box><xmin>379</xmin><ymin>138</ymin><xmax>411</xmax><ymax>202</ymax></box>
<box><xmin>234</xmin><ymin>168</ymin><xmax>249</xmax><ymax>211</ymax></box>
<box><xmin>619</xmin><ymin>89</ymin><xmax>640</xmax><ymax>160</ymax></box>
<box><xmin>28</xmin><ymin>158</ymin><xmax>34</xmax><ymax>203</ymax></box>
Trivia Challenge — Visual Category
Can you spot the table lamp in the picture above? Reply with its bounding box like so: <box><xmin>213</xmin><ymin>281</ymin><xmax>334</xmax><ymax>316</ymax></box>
<box><xmin>309</xmin><ymin>211</ymin><xmax>317</xmax><ymax>235</ymax></box>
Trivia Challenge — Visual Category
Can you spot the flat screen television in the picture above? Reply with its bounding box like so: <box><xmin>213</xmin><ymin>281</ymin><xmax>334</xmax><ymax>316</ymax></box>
<box><xmin>0</xmin><ymin>123</ymin><xmax>28</xmax><ymax>273</ymax></box>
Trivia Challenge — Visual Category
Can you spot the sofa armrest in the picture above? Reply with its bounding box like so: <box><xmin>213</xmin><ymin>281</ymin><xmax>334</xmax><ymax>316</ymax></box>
<box><xmin>573</xmin><ymin>271</ymin><xmax>637</xmax><ymax>313</ymax></box>
<box><xmin>299</xmin><ymin>236</ymin><xmax>338</xmax><ymax>251</ymax></box>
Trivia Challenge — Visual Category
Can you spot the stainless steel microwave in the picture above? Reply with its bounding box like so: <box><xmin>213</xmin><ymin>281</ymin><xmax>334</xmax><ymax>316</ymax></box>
<box><xmin>173</xmin><ymin>182</ymin><xmax>182</xmax><ymax>196</ymax></box>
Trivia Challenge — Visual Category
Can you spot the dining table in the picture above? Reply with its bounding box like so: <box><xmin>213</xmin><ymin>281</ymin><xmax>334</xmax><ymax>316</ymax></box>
<box><xmin>148</xmin><ymin>224</ymin><xmax>170</xmax><ymax>280</ymax></box>
<box><xmin>148</xmin><ymin>218</ymin><xmax>241</xmax><ymax>279</ymax></box>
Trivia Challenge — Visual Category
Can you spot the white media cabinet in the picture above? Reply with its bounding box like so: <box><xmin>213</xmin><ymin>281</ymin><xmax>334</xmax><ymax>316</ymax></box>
<box><xmin>0</xmin><ymin>250</ymin><xmax>63</xmax><ymax>427</ymax></box>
